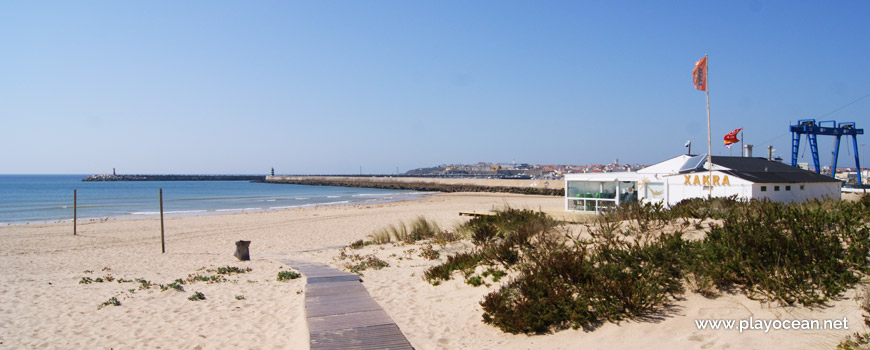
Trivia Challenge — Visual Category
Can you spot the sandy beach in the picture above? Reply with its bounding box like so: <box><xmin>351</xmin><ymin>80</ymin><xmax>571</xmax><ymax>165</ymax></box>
<box><xmin>0</xmin><ymin>192</ymin><xmax>865</xmax><ymax>349</ymax></box>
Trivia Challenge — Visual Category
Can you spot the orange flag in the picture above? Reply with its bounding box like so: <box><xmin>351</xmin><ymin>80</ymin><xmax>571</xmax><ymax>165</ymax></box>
<box><xmin>693</xmin><ymin>56</ymin><xmax>707</xmax><ymax>91</ymax></box>
<box><xmin>724</xmin><ymin>127</ymin><xmax>742</xmax><ymax>148</ymax></box>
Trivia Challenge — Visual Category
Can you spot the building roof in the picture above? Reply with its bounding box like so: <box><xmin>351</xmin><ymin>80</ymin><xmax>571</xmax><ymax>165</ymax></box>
<box><xmin>709</xmin><ymin>156</ymin><xmax>839</xmax><ymax>184</ymax></box>
<box><xmin>564</xmin><ymin>172</ymin><xmax>640</xmax><ymax>182</ymax></box>
<box><xmin>637</xmin><ymin>154</ymin><xmax>693</xmax><ymax>175</ymax></box>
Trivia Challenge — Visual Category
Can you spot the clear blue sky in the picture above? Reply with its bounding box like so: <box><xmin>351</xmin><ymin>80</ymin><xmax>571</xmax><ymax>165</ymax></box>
<box><xmin>2</xmin><ymin>1</ymin><xmax>868</xmax><ymax>174</ymax></box>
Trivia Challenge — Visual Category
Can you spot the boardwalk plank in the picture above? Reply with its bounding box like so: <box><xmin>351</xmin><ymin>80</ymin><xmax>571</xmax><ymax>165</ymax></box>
<box><xmin>306</xmin><ymin>299</ymin><xmax>383</xmax><ymax>317</ymax></box>
<box><xmin>302</xmin><ymin>270</ymin><xmax>358</xmax><ymax>278</ymax></box>
<box><xmin>310</xmin><ymin>324</ymin><xmax>413</xmax><ymax>350</ymax></box>
<box><xmin>307</xmin><ymin>309</ymin><xmax>394</xmax><ymax>332</ymax></box>
<box><xmin>306</xmin><ymin>292</ymin><xmax>373</xmax><ymax>304</ymax></box>
<box><xmin>308</xmin><ymin>275</ymin><xmax>363</xmax><ymax>284</ymax></box>
<box><xmin>279</xmin><ymin>259</ymin><xmax>413</xmax><ymax>350</ymax></box>
<box><xmin>306</xmin><ymin>281</ymin><xmax>367</xmax><ymax>297</ymax></box>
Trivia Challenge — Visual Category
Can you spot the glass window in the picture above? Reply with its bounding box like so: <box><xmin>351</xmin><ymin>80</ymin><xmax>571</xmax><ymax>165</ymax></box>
<box><xmin>601</xmin><ymin>182</ymin><xmax>617</xmax><ymax>199</ymax></box>
<box><xmin>774</xmin><ymin>186</ymin><xmax>780</xmax><ymax>191</ymax></box>
<box><xmin>568</xmin><ymin>181</ymin><xmax>596</xmax><ymax>198</ymax></box>
<box><xmin>619</xmin><ymin>181</ymin><xmax>638</xmax><ymax>203</ymax></box>
<box><xmin>761</xmin><ymin>186</ymin><xmax>767</xmax><ymax>191</ymax></box>
<box><xmin>785</xmin><ymin>186</ymin><xmax>791</xmax><ymax>191</ymax></box>
<box><xmin>598</xmin><ymin>201</ymin><xmax>616</xmax><ymax>211</ymax></box>
<box><xmin>569</xmin><ymin>199</ymin><xmax>583</xmax><ymax>211</ymax></box>
<box><xmin>567</xmin><ymin>181</ymin><xmax>618</xmax><ymax>199</ymax></box>
<box><xmin>800</xmin><ymin>185</ymin><xmax>805</xmax><ymax>190</ymax></box>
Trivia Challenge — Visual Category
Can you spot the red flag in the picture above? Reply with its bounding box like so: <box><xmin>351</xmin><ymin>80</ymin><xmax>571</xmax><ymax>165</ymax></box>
<box><xmin>724</xmin><ymin>127</ymin><xmax>742</xmax><ymax>147</ymax></box>
<box><xmin>693</xmin><ymin>56</ymin><xmax>707</xmax><ymax>91</ymax></box>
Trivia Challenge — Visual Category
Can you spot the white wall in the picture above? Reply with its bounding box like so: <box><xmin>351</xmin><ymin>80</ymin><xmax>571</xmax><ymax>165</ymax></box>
<box><xmin>663</xmin><ymin>171</ymin><xmax>754</xmax><ymax>206</ymax></box>
<box><xmin>658</xmin><ymin>171</ymin><xmax>841</xmax><ymax>205</ymax></box>
<box><xmin>751</xmin><ymin>182</ymin><xmax>841</xmax><ymax>202</ymax></box>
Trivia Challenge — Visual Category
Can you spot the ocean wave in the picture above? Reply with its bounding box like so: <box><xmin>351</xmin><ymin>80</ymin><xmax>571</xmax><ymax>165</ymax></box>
<box><xmin>130</xmin><ymin>209</ymin><xmax>208</xmax><ymax>215</ymax></box>
<box><xmin>50</xmin><ymin>204</ymin><xmax>106</xmax><ymax>209</ymax></box>
<box><xmin>326</xmin><ymin>195</ymin><xmax>341</xmax><ymax>198</ymax></box>
<box><xmin>312</xmin><ymin>200</ymin><xmax>351</xmax><ymax>206</ymax></box>
<box><xmin>177</xmin><ymin>196</ymin><xmax>261</xmax><ymax>201</ymax></box>
<box><xmin>351</xmin><ymin>193</ymin><xmax>391</xmax><ymax>197</ymax></box>
<box><xmin>215</xmin><ymin>207</ymin><xmax>261</xmax><ymax>212</ymax></box>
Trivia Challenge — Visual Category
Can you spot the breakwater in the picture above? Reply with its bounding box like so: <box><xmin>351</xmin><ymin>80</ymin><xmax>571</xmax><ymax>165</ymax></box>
<box><xmin>264</xmin><ymin>176</ymin><xmax>564</xmax><ymax>196</ymax></box>
<box><xmin>82</xmin><ymin>174</ymin><xmax>266</xmax><ymax>182</ymax></box>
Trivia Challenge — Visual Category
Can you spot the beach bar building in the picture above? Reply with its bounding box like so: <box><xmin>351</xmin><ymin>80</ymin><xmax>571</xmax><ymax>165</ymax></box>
<box><xmin>565</xmin><ymin>155</ymin><xmax>841</xmax><ymax>212</ymax></box>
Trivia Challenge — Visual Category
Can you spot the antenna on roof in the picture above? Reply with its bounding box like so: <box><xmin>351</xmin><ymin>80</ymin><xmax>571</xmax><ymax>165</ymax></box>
<box><xmin>685</xmin><ymin>140</ymin><xmax>692</xmax><ymax>155</ymax></box>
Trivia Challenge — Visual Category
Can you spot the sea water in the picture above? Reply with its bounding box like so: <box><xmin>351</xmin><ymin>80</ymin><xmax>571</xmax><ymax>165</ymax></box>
<box><xmin>0</xmin><ymin>175</ymin><xmax>421</xmax><ymax>224</ymax></box>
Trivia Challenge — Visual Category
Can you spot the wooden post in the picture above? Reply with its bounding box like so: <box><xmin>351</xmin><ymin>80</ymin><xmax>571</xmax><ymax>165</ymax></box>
<box><xmin>73</xmin><ymin>189</ymin><xmax>77</xmax><ymax>236</ymax></box>
<box><xmin>160</xmin><ymin>188</ymin><xmax>165</xmax><ymax>254</ymax></box>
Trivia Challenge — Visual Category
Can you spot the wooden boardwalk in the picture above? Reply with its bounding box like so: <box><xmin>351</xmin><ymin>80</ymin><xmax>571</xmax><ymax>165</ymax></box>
<box><xmin>278</xmin><ymin>259</ymin><xmax>414</xmax><ymax>350</ymax></box>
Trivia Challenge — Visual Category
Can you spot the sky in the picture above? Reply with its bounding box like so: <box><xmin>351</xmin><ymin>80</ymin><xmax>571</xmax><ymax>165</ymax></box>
<box><xmin>2</xmin><ymin>1</ymin><xmax>868</xmax><ymax>174</ymax></box>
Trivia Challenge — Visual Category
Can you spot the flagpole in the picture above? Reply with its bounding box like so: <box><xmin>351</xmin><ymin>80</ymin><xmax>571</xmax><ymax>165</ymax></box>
<box><xmin>705</xmin><ymin>54</ymin><xmax>712</xmax><ymax>198</ymax></box>
<box><xmin>741</xmin><ymin>127</ymin><xmax>744</xmax><ymax>157</ymax></box>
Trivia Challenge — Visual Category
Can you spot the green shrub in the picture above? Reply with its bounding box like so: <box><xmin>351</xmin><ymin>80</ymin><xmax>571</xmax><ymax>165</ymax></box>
<box><xmin>424</xmin><ymin>251</ymin><xmax>483</xmax><ymax>283</ymax></box>
<box><xmin>345</xmin><ymin>255</ymin><xmax>389</xmax><ymax>275</ymax></box>
<box><xmin>419</xmin><ymin>244</ymin><xmax>440</xmax><ymax>260</ymax></box>
<box><xmin>687</xmin><ymin>199</ymin><xmax>869</xmax><ymax>306</ymax></box>
<box><xmin>668</xmin><ymin>196</ymin><xmax>742</xmax><ymax>220</ymax></box>
<box><xmin>480</xmin><ymin>231</ymin><xmax>686</xmax><ymax>333</ymax></box>
<box><xmin>466</xmin><ymin>275</ymin><xmax>484</xmax><ymax>287</ymax></box>
<box><xmin>136</xmin><ymin>278</ymin><xmax>152</xmax><ymax>290</ymax></box>
<box><xmin>459</xmin><ymin>208</ymin><xmax>557</xmax><ymax>268</ymax></box>
<box><xmin>159</xmin><ymin>281</ymin><xmax>185</xmax><ymax>292</ymax></box>
<box><xmin>186</xmin><ymin>274</ymin><xmax>228</xmax><ymax>284</ymax></box>
<box><xmin>277</xmin><ymin>270</ymin><xmax>301</xmax><ymax>281</ymax></box>
<box><xmin>432</xmin><ymin>199</ymin><xmax>870</xmax><ymax>334</ymax></box>
<box><xmin>188</xmin><ymin>291</ymin><xmax>206</xmax><ymax>301</ymax></box>
<box><xmin>485</xmin><ymin>268</ymin><xmax>507</xmax><ymax>282</ymax></box>
<box><xmin>349</xmin><ymin>239</ymin><xmax>366</xmax><ymax>249</ymax></box>
<box><xmin>214</xmin><ymin>266</ymin><xmax>252</xmax><ymax>275</ymax></box>
<box><xmin>97</xmin><ymin>297</ymin><xmax>120</xmax><ymax>310</ymax></box>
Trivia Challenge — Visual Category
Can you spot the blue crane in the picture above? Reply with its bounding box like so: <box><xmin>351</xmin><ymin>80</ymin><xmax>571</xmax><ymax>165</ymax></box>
<box><xmin>790</xmin><ymin>119</ymin><xmax>864</xmax><ymax>185</ymax></box>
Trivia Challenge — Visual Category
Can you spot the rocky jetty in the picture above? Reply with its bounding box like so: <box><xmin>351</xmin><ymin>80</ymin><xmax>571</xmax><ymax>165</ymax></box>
<box><xmin>264</xmin><ymin>176</ymin><xmax>564</xmax><ymax>196</ymax></box>
<box><xmin>82</xmin><ymin>174</ymin><xmax>266</xmax><ymax>182</ymax></box>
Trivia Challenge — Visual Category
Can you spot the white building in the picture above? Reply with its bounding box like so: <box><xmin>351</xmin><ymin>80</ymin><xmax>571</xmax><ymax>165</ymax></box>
<box><xmin>565</xmin><ymin>155</ymin><xmax>842</xmax><ymax>212</ymax></box>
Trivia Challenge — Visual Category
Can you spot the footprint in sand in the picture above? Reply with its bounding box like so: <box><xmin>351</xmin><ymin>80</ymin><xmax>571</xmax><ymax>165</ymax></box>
<box><xmin>688</xmin><ymin>332</ymin><xmax>723</xmax><ymax>349</ymax></box>
<box><xmin>688</xmin><ymin>334</ymin><xmax>706</xmax><ymax>342</ymax></box>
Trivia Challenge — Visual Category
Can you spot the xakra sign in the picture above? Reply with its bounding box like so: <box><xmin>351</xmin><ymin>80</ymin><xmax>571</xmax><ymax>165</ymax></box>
<box><xmin>683</xmin><ymin>174</ymin><xmax>731</xmax><ymax>186</ymax></box>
